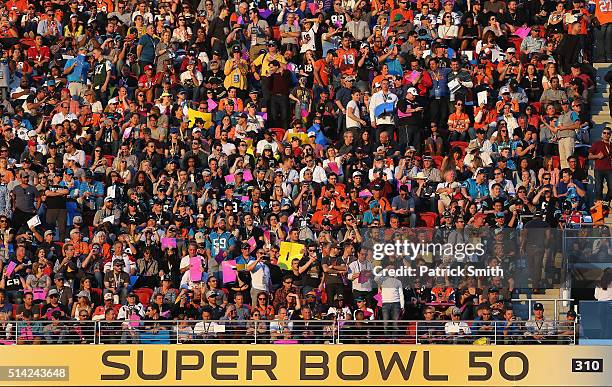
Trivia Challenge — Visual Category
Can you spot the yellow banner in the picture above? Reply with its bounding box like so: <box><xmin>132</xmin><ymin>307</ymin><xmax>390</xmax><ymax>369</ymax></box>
<box><xmin>187</xmin><ymin>108</ymin><xmax>212</xmax><ymax>128</ymax></box>
<box><xmin>0</xmin><ymin>345</ymin><xmax>610</xmax><ymax>386</ymax></box>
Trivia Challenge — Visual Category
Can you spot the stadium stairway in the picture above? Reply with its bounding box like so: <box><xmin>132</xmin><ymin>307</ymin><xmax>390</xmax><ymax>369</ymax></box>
<box><xmin>589</xmin><ymin>63</ymin><xmax>612</xmax><ymax>223</ymax></box>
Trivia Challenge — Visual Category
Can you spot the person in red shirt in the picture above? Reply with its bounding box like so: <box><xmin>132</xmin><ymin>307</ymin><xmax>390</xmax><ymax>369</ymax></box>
<box><xmin>314</xmin><ymin>50</ymin><xmax>335</xmax><ymax>89</ymax></box>
<box><xmin>588</xmin><ymin>128</ymin><xmax>612</xmax><ymax>201</ymax></box>
<box><xmin>335</xmin><ymin>35</ymin><xmax>358</xmax><ymax>76</ymax></box>
<box><xmin>27</xmin><ymin>35</ymin><xmax>51</xmax><ymax>74</ymax></box>
<box><xmin>137</xmin><ymin>64</ymin><xmax>156</xmax><ymax>102</ymax></box>
<box><xmin>311</xmin><ymin>197</ymin><xmax>342</xmax><ymax>228</ymax></box>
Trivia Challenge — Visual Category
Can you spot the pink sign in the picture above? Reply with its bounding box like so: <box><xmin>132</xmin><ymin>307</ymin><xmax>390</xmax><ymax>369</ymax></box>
<box><xmin>374</xmin><ymin>292</ymin><xmax>382</xmax><ymax>307</ymax></box>
<box><xmin>243</xmin><ymin>170</ymin><xmax>253</xmax><ymax>181</ymax></box>
<box><xmin>5</xmin><ymin>261</ymin><xmax>16</xmax><ymax>277</ymax></box>
<box><xmin>161</xmin><ymin>237</ymin><xmax>177</xmax><ymax>249</ymax></box>
<box><xmin>247</xmin><ymin>237</ymin><xmax>256</xmax><ymax>252</ymax></box>
<box><xmin>515</xmin><ymin>27</ymin><xmax>531</xmax><ymax>39</ymax></box>
<box><xmin>207</xmin><ymin>98</ymin><xmax>218</xmax><ymax>112</ymax></box>
<box><xmin>328</xmin><ymin>162</ymin><xmax>340</xmax><ymax>175</ymax></box>
<box><xmin>33</xmin><ymin>288</ymin><xmax>47</xmax><ymax>301</ymax></box>
<box><xmin>189</xmin><ymin>256</ymin><xmax>203</xmax><ymax>282</ymax></box>
<box><xmin>222</xmin><ymin>260</ymin><xmax>237</xmax><ymax>283</ymax></box>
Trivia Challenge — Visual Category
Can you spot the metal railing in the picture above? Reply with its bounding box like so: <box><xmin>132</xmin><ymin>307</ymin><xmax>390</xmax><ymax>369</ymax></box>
<box><xmin>509</xmin><ymin>298</ymin><xmax>574</xmax><ymax>320</ymax></box>
<box><xmin>3</xmin><ymin>319</ymin><xmax>576</xmax><ymax>345</ymax></box>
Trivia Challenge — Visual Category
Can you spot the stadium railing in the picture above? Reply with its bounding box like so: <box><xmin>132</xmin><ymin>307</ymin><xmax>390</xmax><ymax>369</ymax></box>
<box><xmin>4</xmin><ymin>319</ymin><xmax>576</xmax><ymax>345</ymax></box>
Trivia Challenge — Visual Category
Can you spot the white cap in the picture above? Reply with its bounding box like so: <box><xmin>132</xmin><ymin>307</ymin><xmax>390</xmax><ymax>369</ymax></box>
<box><xmin>407</xmin><ymin>87</ymin><xmax>418</xmax><ymax>95</ymax></box>
<box><xmin>500</xmin><ymin>86</ymin><xmax>510</xmax><ymax>94</ymax></box>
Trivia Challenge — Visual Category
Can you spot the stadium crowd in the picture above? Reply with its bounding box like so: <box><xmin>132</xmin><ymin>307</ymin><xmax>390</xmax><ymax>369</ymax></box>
<box><xmin>0</xmin><ymin>0</ymin><xmax>609</xmax><ymax>345</ymax></box>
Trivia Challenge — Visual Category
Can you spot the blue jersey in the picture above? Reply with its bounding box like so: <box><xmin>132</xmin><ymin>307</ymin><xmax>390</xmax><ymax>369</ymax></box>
<box><xmin>206</xmin><ymin>231</ymin><xmax>236</xmax><ymax>261</ymax></box>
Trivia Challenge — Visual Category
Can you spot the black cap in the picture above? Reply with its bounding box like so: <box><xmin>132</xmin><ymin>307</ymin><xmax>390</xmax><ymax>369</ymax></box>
<box><xmin>567</xmin><ymin>310</ymin><xmax>577</xmax><ymax>317</ymax></box>
<box><xmin>534</xmin><ymin>302</ymin><xmax>544</xmax><ymax>310</ymax></box>
<box><xmin>488</xmin><ymin>286</ymin><xmax>499</xmax><ymax>293</ymax></box>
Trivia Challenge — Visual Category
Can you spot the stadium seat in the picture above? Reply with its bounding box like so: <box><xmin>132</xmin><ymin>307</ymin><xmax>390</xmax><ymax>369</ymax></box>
<box><xmin>398</xmin><ymin>321</ymin><xmax>417</xmax><ymax>344</ymax></box>
<box><xmin>418</xmin><ymin>212</ymin><xmax>438</xmax><ymax>228</ymax></box>
<box><xmin>103</xmin><ymin>155</ymin><xmax>115</xmax><ymax>165</ymax></box>
<box><xmin>450</xmin><ymin>141</ymin><xmax>469</xmax><ymax>155</ymax></box>
<box><xmin>134</xmin><ymin>288</ymin><xmax>153</xmax><ymax>306</ymax></box>
<box><xmin>85</xmin><ymin>155</ymin><xmax>91</xmax><ymax>167</ymax></box>
<box><xmin>272</xmin><ymin>26</ymin><xmax>280</xmax><ymax>41</ymax></box>
<box><xmin>432</xmin><ymin>156</ymin><xmax>443</xmax><ymax>168</ymax></box>
<box><xmin>552</xmin><ymin>156</ymin><xmax>560</xmax><ymax>169</ymax></box>
<box><xmin>11</xmin><ymin>304</ymin><xmax>17</xmax><ymax>319</ymax></box>
<box><xmin>90</xmin><ymin>287</ymin><xmax>102</xmax><ymax>301</ymax></box>
<box><xmin>270</xmin><ymin>127</ymin><xmax>285</xmax><ymax>142</ymax></box>
<box><xmin>578</xmin><ymin>156</ymin><xmax>586</xmax><ymax>169</ymax></box>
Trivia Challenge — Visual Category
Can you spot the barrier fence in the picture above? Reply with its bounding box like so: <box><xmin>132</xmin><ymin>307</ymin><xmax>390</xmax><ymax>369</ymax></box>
<box><xmin>2</xmin><ymin>319</ymin><xmax>576</xmax><ymax>345</ymax></box>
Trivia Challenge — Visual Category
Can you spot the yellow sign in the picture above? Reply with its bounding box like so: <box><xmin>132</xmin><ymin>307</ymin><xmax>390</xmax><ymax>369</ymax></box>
<box><xmin>186</xmin><ymin>108</ymin><xmax>213</xmax><ymax>129</ymax></box>
<box><xmin>0</xmin><ymin>345</ymin><xmax>610</xmax><ymax>386</ymax></box>
<box><xmin>278</xmin><ymin>241</ymin><xmax>304</xmax><ymax>269</ymax></box>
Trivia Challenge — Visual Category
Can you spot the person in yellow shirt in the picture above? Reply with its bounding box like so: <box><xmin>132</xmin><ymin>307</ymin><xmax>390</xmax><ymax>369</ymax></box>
<box><xmin>224</xmin><ymin>45</ymin><xmax>249</xmax><ymax>92</ymax></box>
<box><xmin>251</xmin><ymin>41</ymin><xmax>286</xmax><ymax>105</ymax></box>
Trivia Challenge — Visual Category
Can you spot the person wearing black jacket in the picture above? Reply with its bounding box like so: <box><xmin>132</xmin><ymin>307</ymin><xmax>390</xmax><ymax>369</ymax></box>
<box><xmin>291</xmin><ymin>305</ymin><xmax>322</xmax><ymax>343</ymax></box>
<box><xmin>397</xmin><ymin>87</ymin><xmax>424</xmax><ymax>154</ymax></box>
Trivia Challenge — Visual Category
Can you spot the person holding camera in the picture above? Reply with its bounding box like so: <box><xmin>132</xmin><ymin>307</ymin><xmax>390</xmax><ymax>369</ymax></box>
<box><xmin>103</xmin><ymin>259</ymin><xmax>130</xmax><ymax>304</ymax></box>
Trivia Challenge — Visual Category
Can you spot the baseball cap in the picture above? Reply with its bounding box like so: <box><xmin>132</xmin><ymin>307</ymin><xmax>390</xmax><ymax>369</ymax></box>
<box><xmin>206</xmin><ymin>290</ymin><xmax>218</xmax><ymax>298</ymax></box>
<box><xmin>104</xmin><ymin>293</ymin><xmax>113</xmax><ymax>301</ymax></box>
<box><xmin>307</xmin><ymin>131</ymin><xmax>316</xmax><ymax>137</ymax></box>
<box><xmin>406</xmin><ymin>87</ymin><xmax>418</xmax><ymax>95</ymax></box>
<box><xmin>534</xmin><ymin>302</ymin><xmax>544</xmax><ymax>310</ymax></box>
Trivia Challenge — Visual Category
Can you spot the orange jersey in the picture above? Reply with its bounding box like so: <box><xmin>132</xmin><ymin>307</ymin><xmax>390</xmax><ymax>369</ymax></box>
<box><xmin>335</xmin><ymin>47</ymin><xmax>358</xmax><ymax>76</ymax></box>
<box><xmin>96</xmin><ymin>0</ymin><xmax>113</xmax><ymax>13</ymax></box>
<box><xmin>314</xmin><ymin>58</ymin><xmax>332</xmax><ymax>87</ymax></box>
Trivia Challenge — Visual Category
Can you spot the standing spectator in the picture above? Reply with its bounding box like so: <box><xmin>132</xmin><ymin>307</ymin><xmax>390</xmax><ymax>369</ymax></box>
<box><xmin>10</xmin><ymin>169</ymin><xmax>39</xmax><ymax>232</ymax></box>
<box><xmin>588</xmin><ymin>128</ymin><xmax>612</xmax><ymax>201</ymax></box>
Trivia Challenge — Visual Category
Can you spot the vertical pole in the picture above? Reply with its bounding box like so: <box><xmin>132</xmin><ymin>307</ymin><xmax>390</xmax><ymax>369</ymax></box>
<box><xmin>494</xmin><ymin>321</ymin><xmax>497</xmax><ymax>345</ymax></box>
<box><xmin>254</xmin><ymin>321</ymin><xmax>257</xmax><ymax>344</ymax></box>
